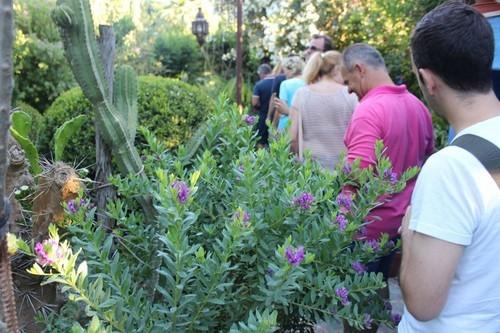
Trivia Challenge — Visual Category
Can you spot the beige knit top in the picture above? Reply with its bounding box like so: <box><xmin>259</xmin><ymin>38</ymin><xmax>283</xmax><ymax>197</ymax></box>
<box><xmin>292</xmin><ymin>85</ymin><xmax>358</xmax><ymax>170</ymax></box>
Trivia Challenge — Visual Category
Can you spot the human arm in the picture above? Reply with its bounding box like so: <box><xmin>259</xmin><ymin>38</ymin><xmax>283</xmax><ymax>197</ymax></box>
<box><xmin>399</xmin><ymin>151</ymin><xmax>478</xmax><ymax>321</ymax></box>
<box><xmin>251</xmin><ymin>95</ymin><xmax>260</xmax><ymax>113</ymax></box>
<box><xmin>289</xmin><ymin>106</ymin><xmax>299</xmax><ymax>154</ymax></box>
<box><xmin>276</xmin><ymin>81</ymin><xmax>290</xmax><ymax>115</ymax></box>
<box><xmin>252</xmin><ymin>83</ymin><xmax>261</xmax><ymax>113</ymax></box>
<box><xmin>274</xmin><ymin>97</ymin><xmax>290</xmax><ymax>115</ymax></box>
<box><xmin>289</xmin><ymin>89</ymin><xmax>303</xmax><ymax>154</ymax></box>
<box><xmin>399</xmin><ymin>207</ymin><xmax>464</xmax><ymax>321</ymax></box>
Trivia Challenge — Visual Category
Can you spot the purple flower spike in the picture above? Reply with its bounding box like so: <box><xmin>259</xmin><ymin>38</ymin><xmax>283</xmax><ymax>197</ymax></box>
<box><xmin>363</xmin><ymin>313</ymin><xmax>373</xmax><ymax>329</ymax></box>
<box><xmin>244</xmin><ymin>115</ymin><xmax>256</xmax><ymax>125</ymax></box>
<box><xmin>384</xmin><ymin>300</ymin><xmax>393</xmax><ymax>311</ymax></box>
<box><xmin>171</xmin><ymin>180</ymin><xmax>190</xmax><ymax>204</ymax></box>
<box><xmin>391</xmin><ymin>313</ymin><xmax>402</xmax><ymax>326</ymax></box>
<box><xmin>265</xmin><ymin>267</ymin><xmax>275</xmax><ymax>277</ymax></box>
<box><xmin>233</xmin><ymin>210</ymin><xmax>251</xmax><ymax>227</ymax></box>
<box><xmin>67</xmin><ymin>200</ymin><xmax>78</xmax><ymax>214</ymax></box>
<box><xmin>342</xmin><ymin>162</ymin><xmax>352</xmax><ymax>174</ymax></box>
<box><xmin>335</xmin><ymin>287</ymin><xmax>350</xmax><ymax>306</ymax></box>
<box><xmin>285</xmin><ymin>246</ymin><xmax>305</xmax><ymax>266</ymax></box>
<box><xmin>390</xmin><ymin>172</ymin><xmax>398</xmax><ymax>184</ymax></box>
<box><xmin>35</xmin><ymin>239</ymin><xmax>64</xmax><ymax>267</ymax></box>
<box><xmin>336</xmin><ymin>214</ymin><xmax>348</xmax><ymax>231</ymax></box>
<box><xmin>292</xmin><ymin>192</ymin><xmax>315</xmax><ymax>210</ymax></box>
<box><xmin>383</xmin><ymin>168</ymin><xmax>398</xmax><ymax>184</ymax></box>
<box><xmin>336</xmin><ymin>193</ymin><xmax>352</xmax><ymax>212</ymax></box>
<box><xmin>351</xmin><ymin>261</ymin><xmax>365</xmax><ymax>274</ymax></box>
<box><xmin>365</xmin><ymin>239</ymin><xmax>380</xmax><ymax>252</ymax></box>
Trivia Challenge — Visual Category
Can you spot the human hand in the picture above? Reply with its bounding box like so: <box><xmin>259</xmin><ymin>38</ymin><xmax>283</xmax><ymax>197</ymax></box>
<box><xmin>274</xmin><ymin>98</ymin><xmax>289</xmax><ymax>115</ymax></box>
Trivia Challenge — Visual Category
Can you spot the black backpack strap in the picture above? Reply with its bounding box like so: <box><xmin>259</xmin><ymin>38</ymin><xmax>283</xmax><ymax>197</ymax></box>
<box><xmin>452</xmin><ymin>134</ymin><xmax>500</xmax><ymax>172</ymax></box>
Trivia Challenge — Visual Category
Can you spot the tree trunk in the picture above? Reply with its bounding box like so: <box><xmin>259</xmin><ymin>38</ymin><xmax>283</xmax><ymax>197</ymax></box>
<box><xmin>0</xmin><ymin>0</ymin><xmax>20</xmax><ymax>332</ymax></box>
<box><xmin>95</xmin><ymin>25</ymin><xmax>116</xmax><ymax>230</ymax></box>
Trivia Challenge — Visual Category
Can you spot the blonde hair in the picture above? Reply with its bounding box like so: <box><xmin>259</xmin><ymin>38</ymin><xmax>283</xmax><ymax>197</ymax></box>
<box><xmin>303</xmin><ymin>50</ymin><xmax>342</xmax><ymax>84</ymax></box>
<box><xmin>282</xmin><ymin>56</ymin><xmax>304</xmax><ymax>77</ymax></box>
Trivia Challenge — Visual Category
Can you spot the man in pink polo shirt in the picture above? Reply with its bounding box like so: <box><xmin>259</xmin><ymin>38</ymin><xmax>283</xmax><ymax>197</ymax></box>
<box><xmin>341</xmin><ymin>43</ymin><xmax>434</xmax><ymax>279</ymax></box>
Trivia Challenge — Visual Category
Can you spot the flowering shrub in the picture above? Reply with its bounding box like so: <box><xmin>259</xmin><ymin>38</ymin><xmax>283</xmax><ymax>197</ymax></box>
<box><xmin>29</xmin><ymin>95</ymin><xmax>415</xmax><ymax>332</ymax></box>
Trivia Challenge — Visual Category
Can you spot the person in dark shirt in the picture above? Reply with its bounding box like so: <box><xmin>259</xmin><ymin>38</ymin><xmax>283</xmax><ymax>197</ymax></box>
<box><xmin>252</xmin><ymin>64</ymin><xmax>273</xmax><ymax>147</ymax></box>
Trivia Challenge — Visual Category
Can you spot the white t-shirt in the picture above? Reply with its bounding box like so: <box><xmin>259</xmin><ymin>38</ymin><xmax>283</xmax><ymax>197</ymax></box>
<box><xmin>399</xmin><ymin>116</ymin><xmax>500</xmax><ymax>333</ymax></box>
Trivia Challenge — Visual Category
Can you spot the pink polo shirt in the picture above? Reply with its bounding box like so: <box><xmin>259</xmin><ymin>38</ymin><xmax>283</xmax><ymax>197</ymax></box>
<box><xmin>344</xmin><ymin>85</ymin><xmax>434</xmax><ymax>240</ymax></box>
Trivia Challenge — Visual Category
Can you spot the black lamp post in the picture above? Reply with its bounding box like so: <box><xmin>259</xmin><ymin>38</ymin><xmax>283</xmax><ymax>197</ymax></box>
<box><xmin>192</xmin><ymin>8</ymin><xmax>209</xmax><ymax>46</ymax></box>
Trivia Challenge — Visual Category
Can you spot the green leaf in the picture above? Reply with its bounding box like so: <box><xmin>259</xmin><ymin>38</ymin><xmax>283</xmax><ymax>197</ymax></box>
<box><xmin>11</xmin><ymin>111</ymin><xmax>32</xmax><ymax>138</ymax></box>
<box><xmin>9</xmin><ymin>127</ymin><xmax>42</xmax><ymax>175</ymax></box>
<box><xmin>53</xmin><ymin>114</ymin><xmax>87</xmax><ymax>161</ymax></box>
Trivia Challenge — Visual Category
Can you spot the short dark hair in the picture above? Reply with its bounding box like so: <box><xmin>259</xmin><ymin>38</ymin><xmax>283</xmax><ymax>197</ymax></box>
<box><xmin>312</xmin><ymin>34</ymin><xmax>333</xmax><ymax>51</ymax></box>
<box><xmin>257</xmin><ymin>63</ymin><xmax>272</xmax><ymax>75</ymax></box>
<box><xmin>411</xmin><ymin>1</ymin><xmax>493</xmax><ymax>93</ymax></box>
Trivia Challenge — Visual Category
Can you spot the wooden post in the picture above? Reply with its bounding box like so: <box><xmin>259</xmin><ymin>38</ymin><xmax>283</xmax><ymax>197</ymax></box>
<box><xmin>0</xmin><ymin>0</ymin><xmax>20</xmax><ymax>331</ymax></box>
<box><xmin>236</xmin><ymin>0</ymin><xmax>243</xmax><ymax>107</ymax></box>
<box><xmin>96</xmin><ymin>25</ymin><xmax>117</xmax><ymax>230</ymax></box>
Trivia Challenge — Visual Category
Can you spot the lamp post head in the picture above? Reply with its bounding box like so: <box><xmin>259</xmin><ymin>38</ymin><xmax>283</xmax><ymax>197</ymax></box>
<box><xmin>192</xmin><ymin>8</ymin><xmax>209</xmax><ymax>46</ymax></box>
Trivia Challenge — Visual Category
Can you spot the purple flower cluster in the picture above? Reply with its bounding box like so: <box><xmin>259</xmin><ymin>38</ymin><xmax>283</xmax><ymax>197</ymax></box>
<box><xmin>335</xmin><ymin>214</ymin><xmax>348</xmax><ymax>231</ymax></box>
<box><xmin>171</xmin><ymin>180</ymin><xmax>190</xmax><ymax>204</ymax></box>
<box><xmin>336</xmin><ymin>193</ymin><xmax>352</xmax><ymax>212</ymax></box>
<box><xmin>351</xmin><ymin>261</ymin><xmax>366</xmax><ymax>274</ymax></box>
<box><xmin>356</xmin><ymin>226</ymin><xmax>368</xmax><ymax>239</ymax></box>
<box><xmin>384</xmin><ymin>300</ymin><xmax>393</xmax><ymax>311</ymax></box>
<box><xmin>391</xmin><ymin>313</ymin><xmax>402</xmax><ymax>325</ymax></box>
<box><xmin>244</xmin><ymin>115</ymin><xmax>256</xmax><ymax>125</ymax></box>
<box><xmin>365</xmin><ymin>239</ymin><xmax>380</xmax><ymax>252</ymax></box>
<box><xmin>292</xmin><ymin>192</ymin><xmax>315</xmax><ymax>210</ymax></box>
<box><xmin>383</xmin><ymin>167</ymin><xmax>398</xmax><ymax>184</ymax></box>
<box><xmin>363</xmin><ymin>313</ymin><xmax>373</xmax><ymax>329</ymax></box>
<box><xmin>285</xmin><ymin>246</ymin><xmax>305</xmax><ymax>266</ymax></box>
<box><xmin>342</xmin><ymin>162</ymin><xmax>352</xmax><ymax>175</ymax></box>
<box><xmin>233</xmin><ymin>210</ymin><xmax>251</xmax><ymax>227</ymax></box>
<box><xmin>35</xmin><ymin>239</ymin><xmax>64</xmax><ymax>267</ymax></box>
<box><xmin>67</xmin><ymin>198</ymin><xmax>88</xmax><ymax>214</ymax></box>
<box><xmin>265</xmin><ymin>267</ymin><xmax>275</xmax><ymax>276</ymax></box>
<box><xmin>335</xmin><ymin>287</ymin><xmax>350</xmax><ymax>306</ymax></box>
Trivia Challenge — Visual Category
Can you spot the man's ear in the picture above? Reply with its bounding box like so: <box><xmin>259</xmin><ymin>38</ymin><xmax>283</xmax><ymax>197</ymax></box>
<box><xmin>354</xmin><ymin>63</ymin><xmax>365</xmax><ymax>76</ymax></box>
<box><xmin>418</xmin><ymin>68</ymin><xmax>438</xmax><ymax>95</ymax></box>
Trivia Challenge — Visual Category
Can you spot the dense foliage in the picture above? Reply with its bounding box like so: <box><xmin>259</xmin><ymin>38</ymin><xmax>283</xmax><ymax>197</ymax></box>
<box><xmin>40</xmin><ymin>76</ymin><xmax>213</xmax><ymax>167</ymax></box>
<box><xmin>153</xmin><ymin>32</ymin><xmax>204</xmax><ymax>80</ymax></box>
<box><xmin>13</xmin><ymin>0</ymin><xmax>75</xmax><ymax>111</ymax></box>
<box><xmin>26</xmin><ymin>96</ymin><xmax>416</xmax><ymax>332</ymax></box>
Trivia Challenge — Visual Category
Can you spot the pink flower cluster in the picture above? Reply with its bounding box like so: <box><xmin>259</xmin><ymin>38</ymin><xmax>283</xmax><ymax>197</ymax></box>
<box><xmin>35</xmin><ymin>239</ymin><xmax>64</xmax><ymax>267</ymax></box>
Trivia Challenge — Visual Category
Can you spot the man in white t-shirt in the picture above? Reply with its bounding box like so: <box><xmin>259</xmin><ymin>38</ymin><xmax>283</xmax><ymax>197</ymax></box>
<box><xmin>399</xmin><ymin>2</ymin><xmax>500</xmax><ymax>332</ymax></box>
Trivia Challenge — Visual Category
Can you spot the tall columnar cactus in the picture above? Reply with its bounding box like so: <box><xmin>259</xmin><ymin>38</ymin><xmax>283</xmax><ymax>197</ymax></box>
<box><xmin>52</xmin><ymin>0</ymin><xmax>155</xmax><ymax>220</ymax></box>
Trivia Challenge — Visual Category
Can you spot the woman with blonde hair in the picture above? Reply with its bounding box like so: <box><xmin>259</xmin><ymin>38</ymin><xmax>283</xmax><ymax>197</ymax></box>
<box><xmin>273</xmin><ymin>56</ymin><xmax>305</xmax><ymax>130</ymax></box>
<box><xmin>290</xmin><ymin>51</ymin><xmax>358</xmax><ymax>170</ymax></box>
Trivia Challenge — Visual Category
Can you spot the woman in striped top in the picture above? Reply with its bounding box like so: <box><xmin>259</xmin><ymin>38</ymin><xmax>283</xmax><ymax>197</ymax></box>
<box><xmin>290</xmin><ymin>51</ymin><xmax>358</xmax><ymax>170</ymax></box>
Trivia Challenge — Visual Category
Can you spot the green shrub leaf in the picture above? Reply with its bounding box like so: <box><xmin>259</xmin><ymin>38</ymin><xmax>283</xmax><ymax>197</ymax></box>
<box><xmin>54</xmin><ymin>114</ymin><xmax>87</xmax><ymax>161</ymax></box>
